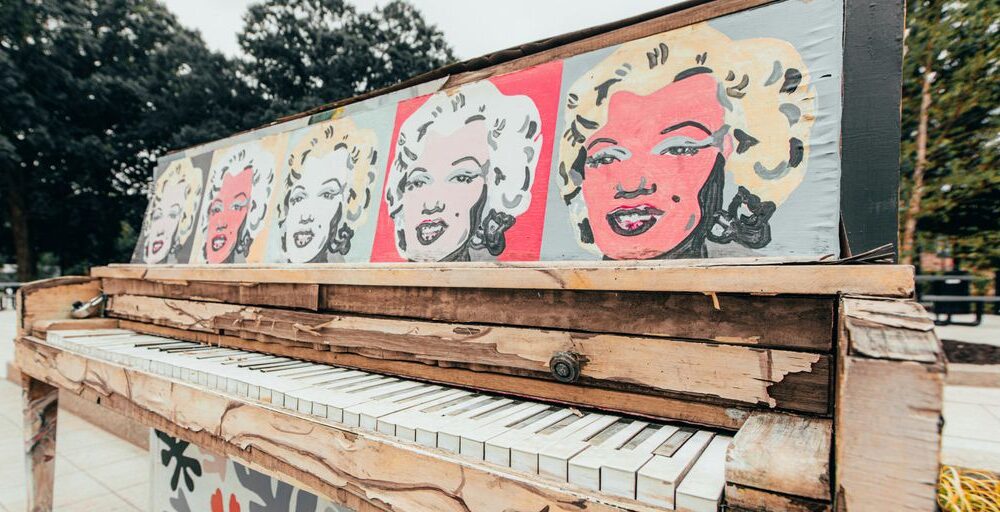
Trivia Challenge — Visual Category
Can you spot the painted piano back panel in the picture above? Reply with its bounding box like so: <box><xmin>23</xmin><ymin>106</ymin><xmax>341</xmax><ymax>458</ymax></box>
<box><xmin>132</xmin><ymin>0</ymin><xmax>843</xmax><ymax>265</ymax></box>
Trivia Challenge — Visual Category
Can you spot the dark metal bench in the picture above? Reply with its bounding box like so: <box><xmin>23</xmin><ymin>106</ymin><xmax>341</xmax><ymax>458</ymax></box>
<box><xmin>920</xmin><ymin>295</ymin><xmax>1000</xmax><ymax>326</ymax></box>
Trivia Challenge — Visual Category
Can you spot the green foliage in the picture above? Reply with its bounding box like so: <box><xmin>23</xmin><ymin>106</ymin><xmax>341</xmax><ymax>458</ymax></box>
<box><xmin>238</xmin><ymin>0</ymin><xmax>454</xmax><ymax>119</ymax></box>
<box><xmin>0</xmin><ymin>0</ymin><xmax>453</xmax><ymax>278</ymax></box>
<box><xmin>901</xmin><ymin>0</ymin><xmax>1000</xmax><ymax>269</ymax></box>
<box><xmin>0</xmin><ymin>0</ymin><xmax>255</xmax><ymax>277</ymax></box>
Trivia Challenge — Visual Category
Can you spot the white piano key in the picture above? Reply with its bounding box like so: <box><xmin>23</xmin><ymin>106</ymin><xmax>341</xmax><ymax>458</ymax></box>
<box><xmin>437</xmin><ymin>400</ymin><xmax>533</xmax><ymax>454</ymax></box>
<box><xmin>484</xmin><ymin>408</ymin><xmax>574</xmax><ymax>467</ymax></box>
<box><xmin>342</xmin><ymin>384</ymin><xmax>446</xmax><ymax>428</ymax></box>
<box><xmin>458</xmin><ymin>402</ymin><xmax>550</xmax><ymax>460</ymax></box>
<box><xmin>300</xmin><ymin>378</ymin><xmax>420</xmax><ymax>423</ymax></box>
<box><xmin>637</xmin><ymin>429</ymin><xmax>715</xmax><ymax>509</ymax></box>
<box><xmin>416</xmin><ymin>396</ymin><xmax>512</xmax><ymax>448</ymax></box>
<box><xmin>674</xmin><ymin>435</ymin><xmax>732</xmax><ymax>512</ymax></box>
<box><xmin>564</xmin><ymin>420</ymin><xmax>650</xmax><ymax>489</ymax></box>
<box><xmin>511</xmin><ymin>414</ymin><xmax>618</xmax><ymax>475</ymax></box>
<box><xmin>377</xmin><ymin>392</ymin><xmax>476</xmax><ymax>438</ymax></box>
<box><xmin>390</xmin><ymin>394</ymin><xmax>490</xmax><ymax>443</ymax></box>
<box><xmin>599</xmin><ymin>424</ymin><xmax>680</xmax><ymax>499</ymax></box>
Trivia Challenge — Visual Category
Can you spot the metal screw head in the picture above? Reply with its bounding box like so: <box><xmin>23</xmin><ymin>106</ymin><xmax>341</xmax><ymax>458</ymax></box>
<box><xmin>549</xmin><ymin>352</ymin><xmax>581</xmax><ymax>383</ymax></box>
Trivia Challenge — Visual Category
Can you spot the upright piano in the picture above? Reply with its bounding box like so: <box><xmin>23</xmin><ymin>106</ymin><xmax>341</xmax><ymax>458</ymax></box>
<box><xmin>15</xmin><ymin>1</ymin><xmax>940</xmax><ymax>511</ymax></box>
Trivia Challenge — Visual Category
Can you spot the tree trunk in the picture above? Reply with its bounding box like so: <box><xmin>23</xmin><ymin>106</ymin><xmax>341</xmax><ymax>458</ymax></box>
<box><xmin>901</xmin><ymin>69</ymin><xmax>934</xmax><ymax>266</ymax></box>
<box><xmin>1</xmin><ymin>168</ymin><xmax>35</xmax><ymax>282</ymax></box>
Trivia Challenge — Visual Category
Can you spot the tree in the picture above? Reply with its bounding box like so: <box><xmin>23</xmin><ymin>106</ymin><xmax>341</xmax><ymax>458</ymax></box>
<box><xmin>0</xmin><ymin>0</ymin><xmax>455</xmax><ymax>280</ymax></box>
<box><xmin>238</xmin><ymin>0</ymin><xmax>454</xmax><ymax>119</ymax></box>
<box><xmin>0</xmin><ymin>0</ymin><xmax>259</xmax><ymax>280</ymax></box>
<box><xmin>899</xmin><ymin>0</ymin><xmax>1000</xmax><ymax>269</ymax></box>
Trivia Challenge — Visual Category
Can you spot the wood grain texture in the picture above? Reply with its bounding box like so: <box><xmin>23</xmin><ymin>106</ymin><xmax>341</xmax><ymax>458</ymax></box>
<box><xmin>17</xmin><ymin>276</ymin><xmax>101</xmax><ymax>336</ymax></box>
<box><xmin>321</xmin><ymin>285</ymin><xmax>835</xmax><ymax>351</ymax></box>
<box><xmin>841</xmin><ymin>297</ymin><xmax>940</xmax><ymax>363</ymax></box>
<box><xmin>106</xmin><ymin>294</ymin><xmax>831</xmax><ymax>413</ymax></box>
<box><xmin>724</xmin><ymin>484</ymin><xmax>832</xmax><ymax>512</ymax></box>
<box><xmin>835</xmin><ymin>298</ymin><xmax>943</xmax><ymax>511</ymax></box>
<box><xmin>840</xmin><ymin>0</ymin><xmax>904</xmax><ymax>257</ymax></box>
<box><xmin>90</xmin><ymin>263</ymin><xmax>915</xmax><ymax>297</ymax></box>
<box><xmin>118</xmin><ymin>319</ymin><xmax>750</xmax><ymax>429</ymax></box>
<box><xmin>22</xmin><ymin>374</ymin><xmax>58</xmax><ymax>512</ymax></box>
<box><xmin>15</xmin><ymin>337</ymin><xmax>654</xmax><ymax>512</ymax></box>
<box><xmin>31</xmin><ymin>318</ymin><xmax>120</xmax><ymax>337</ymax></box>
<box><xmin>726</xmin><ymin>412</ymin><xmax>832</xmax><ymax>501</ymax></box>
<box><xmin>101</xmin><ymin>278</ymin><xmax>319</xmax><ymax>310</ymax></box>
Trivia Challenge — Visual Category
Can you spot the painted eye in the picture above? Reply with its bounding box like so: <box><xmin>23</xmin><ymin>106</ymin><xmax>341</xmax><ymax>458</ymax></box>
<box><xmin>320</xmin><ymin>183</ymin><xmax>343</xmax><ymax>199</ymax></box>
<box><xmin>289</xmin><ymin>195</ymin><xmax>303</xmax><ymax>206</ymax></box>
<box><xmin>450</xmin><ymin>174</ymin><xmax>475</xmax><ymax>184</ymax></box>
<box><xmin>586</xmin><ymin>154</ymin><xmax>620</xmax><ymax>168</ymax></box>
<box><xmin>405</xmin><ymin>181</ymin><xmax>425</xmax><ymax>192</ymax></box>
<box><xmin>209</xmin><ymin>202</ymin><xmax>222</xmax><ymax>215</ymax></box>
<box><xmin>663</xmin><ymin>146</ymin><xmax>700</xmax><ymax>156</ymax></box>
<box><xmin>151</xmin><ymin>209</ymin><xmax>163</xmax><ymax>221</ymax></box>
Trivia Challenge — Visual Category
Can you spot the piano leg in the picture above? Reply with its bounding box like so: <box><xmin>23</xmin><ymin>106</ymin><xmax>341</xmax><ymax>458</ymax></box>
<box><xmin>22</xmin><ymin>375</ymin><xmax>58</xmax><ymax>512</ymax></box>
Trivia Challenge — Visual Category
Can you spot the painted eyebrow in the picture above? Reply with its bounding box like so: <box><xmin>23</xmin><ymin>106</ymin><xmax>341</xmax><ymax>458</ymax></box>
<box><xmin>586</xmin><ymin>137</ymin><xmax>618</xmax><ymax>150</ymax></box>
<box><xmin>233</xmin><ymin>192</ymin><xmax>249</xmax><ymax>200</ymax></box>
<box><xmin>451</xmin><ymin>156</ymin><xmax>483</xmax><ymax>168</ymax></box>
<box><xmin>661</xmin><ymin>121</ymin><xmax>712</xmax><ymax>136</ymax></box>
<box><xmin>409</xmin><ymin>167</ymin><xmax>428</xmax><ymax>174</ymax></box>
<box><xmin>320</xmin><ymin>178</ymin><xmax>341</xmax><ymax>186</ymax></box>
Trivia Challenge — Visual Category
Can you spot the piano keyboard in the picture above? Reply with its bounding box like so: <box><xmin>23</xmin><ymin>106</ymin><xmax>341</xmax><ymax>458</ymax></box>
<box><xmin>45</xmin><ymin>329</ymin><xmax>731</xmax><ymax>511</ymax></box>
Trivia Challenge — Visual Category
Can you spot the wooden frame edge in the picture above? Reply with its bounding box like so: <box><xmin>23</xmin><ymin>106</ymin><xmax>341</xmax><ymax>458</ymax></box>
<box><xmin>91</xmin><ymin>263</ymin><xmax>915</xmax><ymax>297</ymax></box>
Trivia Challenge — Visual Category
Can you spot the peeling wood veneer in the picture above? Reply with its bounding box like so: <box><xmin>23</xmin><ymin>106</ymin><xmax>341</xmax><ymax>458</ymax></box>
<box><xmin>105</xmin><ymin>294</ymin><xmax>830</xmax><ymax>413</ymax></box>
<box><xmin>14</xmin><ymin>338</ymin><xmax>649</xmax><ymax>512</ymax></box>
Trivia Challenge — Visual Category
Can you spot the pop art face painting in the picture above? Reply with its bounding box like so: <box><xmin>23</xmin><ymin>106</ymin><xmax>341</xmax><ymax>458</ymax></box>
<box><xmin>373</xmin><ymin>62</ymin><xmax>561</xmax><ymax>263</ymax></box>
<box><xmin>195</xmin><ymin>140</ymin><xmax>279</xmax><ymax>264</ymax></box>
<box><xmin>556</xmin><ymin>23</ymin><xmax>816</xmax><ymax>260</ymax></box>
<box><xmin>383</xmin><ymin>81</ymin><xmax>543</xmax><ymax>261</ymax></box>
<box><xmin>276</xmin><ymin>118</ymin><xmax>380</xmax><ymax>263</ymax></box>
<box><xmin>138</xmin><ymin>158</ymin><xmax>204</xmax><ymax>264</ymax></box>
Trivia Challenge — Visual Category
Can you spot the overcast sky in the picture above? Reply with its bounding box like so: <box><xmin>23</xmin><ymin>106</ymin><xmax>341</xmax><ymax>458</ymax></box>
<box><xmin>162</xmin><ymin>0</ymin><xmax>685</xmax><ymax>60</ymax></box>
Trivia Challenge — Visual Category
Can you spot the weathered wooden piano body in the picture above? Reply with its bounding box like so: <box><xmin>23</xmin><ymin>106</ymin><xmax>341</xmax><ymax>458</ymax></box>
<box><xmin>14</xmin><ymin>0</ymin><xmax>936</xmax><ymax>510</ymax></box>
<box><xmin>15</xmin><ymin>263</ymin><xmax>943</xmax><ymax>511</ymax></box>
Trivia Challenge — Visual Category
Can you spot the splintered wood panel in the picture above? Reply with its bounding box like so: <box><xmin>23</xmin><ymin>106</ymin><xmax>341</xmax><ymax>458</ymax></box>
<box><xmin>21</xmin><ymin>375</ymin><xmax>59</xmax><ymax>512</ymax></box>
<box><xmin>106</xmin><ymin>294</ymin><xmax>831</xmax><ymax>414</ymax></box>
<box><xmin>91</xmin><ymin>264</ymin><xmax>916</xmax><ymax>297</ymax></box>
<box><xmin>101</xmin><ymin>278</ymin><xmax>319</xmax><ymax>310</ymax></box>
<box><xmin>724</xmin><ymin>484</ymin><xmax>832</xmax><ymax>512</ymax></box>
<box><xmin>835</xmin><ymin>357</ymin><xmax>942</xmax><ymax>511</ymax></box>
<box><xmin>17</xmin><ymin>276</ymin><xmax>101</xmax><ymax>335</ymax></box>
<box><xmin>14</xmin><ymin>338</ymin><xmax>654</xmax><ymax>512</ymax></box>
<box><xmin>118</xmin><ymin>319</ymin><xmax>748</xmax><ymax>429</ymax></box>
<box><xmin>726</xmin><ymin>412</ymin><xmax>832</xmax><ymax>501</ymax></box>
<box><xmin>320</xmin><ymin>285</ymin><xmax>835</xmax><ymax>351</ymax></box>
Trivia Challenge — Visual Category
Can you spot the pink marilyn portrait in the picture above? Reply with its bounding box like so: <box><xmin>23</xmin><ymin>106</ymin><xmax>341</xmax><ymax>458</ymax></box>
<box><xmin>198</xmin><ymin>143</ymin><xmax>276</xmax><ymax>263</ymax></box>
<box><xmin>384</xmin><ymin>80</ymin><xmax>543</xmax><ymax>262</ymax></box>
<box><xmin>558</xmin><ymin>23</ymin><xmax>815</xmax><ymax>260</ymax></box>
<box><xmin>277</xmin><ymin>118</ymin><xmax>379</xmax><ymax>263</ymax></box>
<box><xmin>140</xmin><ymin>158</ymin><xmax>203</xmax><ymax>264</ymax></box>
